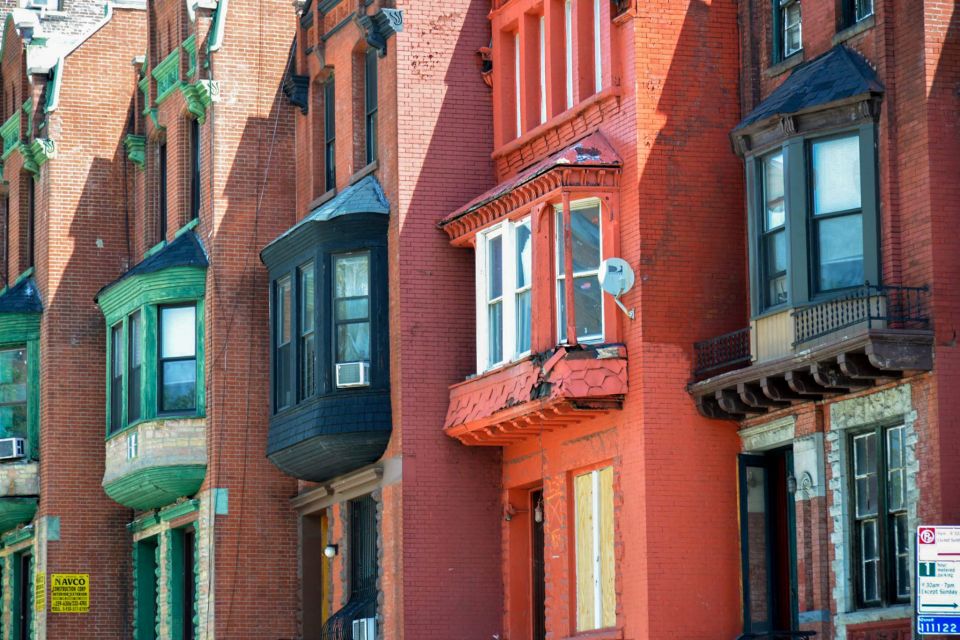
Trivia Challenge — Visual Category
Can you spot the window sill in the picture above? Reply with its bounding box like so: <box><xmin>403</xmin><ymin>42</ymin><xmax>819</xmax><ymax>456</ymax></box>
<box><xmin>306</xmin><ymin>188</ymin><xmax>337</xmax><ymax>213</ymax></box>
<box><xmin>562</xmin><ymin>628</ymin><xmax>623</xmax><ymax>640</ymax></box>
<box><xmin>349</xmin><ymin>160</ymin><xmax>378</xmax><ymax>185</ymax></box>
<box><xmin>837</xmin><ymin>604</ymin><xmax>911</xmax><ymax>628</ymax></box>
<box><xmin>174</xmin><ymin>217</ymin><xmax>199</xmax><ymax>238</ymax></box>
<box><xmin>764</xmin><ymin>52</ymin><xmax>804</xmax><ymax>79</ymax></box>
<box><xmin>833</xmin><ymin>15</ymin><xmax>875</xmax><ymax>46</ymax></box>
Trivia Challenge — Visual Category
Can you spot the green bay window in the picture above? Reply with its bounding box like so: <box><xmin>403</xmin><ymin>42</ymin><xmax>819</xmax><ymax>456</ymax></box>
<box><xmin>747</xmin><ymin>125</ymin><xmax>878</xmax><ymax>315</ymax></box>
<box><xmin>97</xmin><ymin>231</ymin><xmax>208</xmax><ymax>434</ymax></box>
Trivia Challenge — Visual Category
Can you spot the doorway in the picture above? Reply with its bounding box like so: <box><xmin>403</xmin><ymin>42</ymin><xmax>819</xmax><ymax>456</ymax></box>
<box><xmin>531</xmin><ymin>490</ymin><xmax>546</xmax><ymax>640</ymax></box>
<box><xmin>739</xmin><ymin>447</ymin><xmax>798</xmax><ymax>635</ymax></box>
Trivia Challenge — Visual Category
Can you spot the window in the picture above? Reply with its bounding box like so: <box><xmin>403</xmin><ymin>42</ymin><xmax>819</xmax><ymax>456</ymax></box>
<box><xmin>841</xmin><ymin>0</ymin><xmax>873</xmax><ymax>29</ymax></box>
<box><xmin>0</xmin><ymin>347</ymin><xmax>28</xmax><ymax>440</ymax></box>
<box><xmin>477</xmin><ymin>218</ymin><xmax>531</xmax><ymax>371</ymax></box>
<box><xmin>158</xmin><ymin>305</ymin><xmax>197</xmax><ymax>413</ymax></box>
<box><xmin>128</xmin><ymin>310</ymin><xmax>142</xmax><ymax>423</ymax></box>
<box><xmin>574</xmin><ymin>466</ymin><xmax>615</xmax><ymax>632</ymax></box>
<box><xmin>760</xmin><ymin>152</ymin><xmax>787</xmax><ymax>307</ymax></box>
<box><xmin>364</xmin><ymin>48</ymin><xmax>378</xmax><ymax>166</ymax></box>
<box><xmin>851</xmin><ymin>425</ymin><xmax>909</xmax><ymax>608</ymax></box>
<box><xmin>556</xmin><ymin>200</ymin><xmax>602</xmax><ymax>343</ymax></box>
<box><xmin>811</xmin><ymin>135</ymin><xmax>863</xmax><ymax>292</ymax></box>
<box><xmin>324</xmin><ymin>76</ymin><xmax>336</xmax><ymax>192</ymax></box>
<box><xmin>777</xmin><ymin>0</ymin><xmax>802</xmax><ymax>60</ymax></box>
<box><xmin>749</xmin><ymin>129</ymin><xmax>875</xmax><ymax>314</ymax></box>
<box><xmin>593</xmin><ymin>0</ymin><xmax>602</xmax><ymax>93</ymax></box>
<box><xmin>334</xmin><ymin>252</ymin><xmax>371</xmax><ymax>385</ymax></box>
<box><xmin>158</xmin><ymin>141</ymin><xmax>168</xmax><ymax>241</ymax></box>
<box><xmin>110</xmin><ymin>324</ymin><xmax>123</xmax><ymax>433</ymax></box>
<box><xmin>564</xmin><ymin>0</ymin><xmax>574</xmax><ymax>109</ymax></box>
<box><xmin>538</xmin><ymin>15</ymin><xmax>547</xmax><ymax>124</ymax></box>
<box><xmin>275</xmin><ymin>276</ymin><xmax>292</xmax><ymax>410</ymax></box>
<box><xmin>26</xmin><ymin>177</ymin><xmax>34</xmax><ymax>269</ymax></box>
<box><xmin>190</xmin><ymin>119</ymin><xmax>200</xmax><ymax>221</ymax></box>
<box><xmin>298</xmin><ymin>262</ymin><xmax>315</xmax><ymax>401</ymax></box>
<box><xmin>25</xmin><ymin>0</ymin><xmax>58</xmax><ymax>9</ymax></box>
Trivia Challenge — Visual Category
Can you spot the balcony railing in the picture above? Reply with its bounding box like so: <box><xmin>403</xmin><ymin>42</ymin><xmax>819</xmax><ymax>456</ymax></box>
<box><xmin>693</xmin><ymin>327</ymin><xmax>751</xmax><ymax>378</ymax></box>
<box><xmin>792</xmin><ymin>283</ymin><xmax>930</xmax><ymax>347</ymax></box>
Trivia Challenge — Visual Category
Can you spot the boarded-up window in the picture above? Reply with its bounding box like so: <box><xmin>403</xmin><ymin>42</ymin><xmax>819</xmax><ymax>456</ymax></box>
<box><xmin>574</xmin><ymin>465</ymin><xmax>615</xmax><ymax>631</ymax></box>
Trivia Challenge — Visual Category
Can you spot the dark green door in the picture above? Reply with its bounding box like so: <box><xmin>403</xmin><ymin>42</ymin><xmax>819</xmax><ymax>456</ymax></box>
<box><xmin>738</xmin><ymin>449</ymin><xmax>799</xmax><ymax>635</ymax></box>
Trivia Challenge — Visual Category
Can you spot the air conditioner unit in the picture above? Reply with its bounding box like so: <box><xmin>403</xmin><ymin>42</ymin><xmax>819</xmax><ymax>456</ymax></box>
<box><xmin>336</xmin><ymin>361</ymin><xmax>370</xmax><ymax>388</ymax></box>
<box><xmin>0</xmin><ymin>438</ymin><xmax>26</xmax><ymax>461</ymax></box>
<box><xmin>352</xmin><ymin>617</ymin><xmax>376</xmax><ymax>640</ymax></box>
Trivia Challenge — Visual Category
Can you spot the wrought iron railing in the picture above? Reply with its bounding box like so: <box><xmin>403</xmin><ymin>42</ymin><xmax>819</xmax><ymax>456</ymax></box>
<box><xmin>693</xmin><ymin>326</ymin><xmax>752</xmax><ymax>378</ymax></box>
<box><xmin>792</xmin><ymin>283</ymin><xmax>930</xmax><ymax>347</ymax></box>
<box><xmin>737</xmin><ymin>632</ymin><xmax>816</xmax><ymax>639</ymax></box>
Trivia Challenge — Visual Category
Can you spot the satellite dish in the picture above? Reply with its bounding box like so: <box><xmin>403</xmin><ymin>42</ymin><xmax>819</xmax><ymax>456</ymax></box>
<box><xmin>598</xmin><ymin>257</ymin><xmax>636</xmax><ymax>319</ymax></box>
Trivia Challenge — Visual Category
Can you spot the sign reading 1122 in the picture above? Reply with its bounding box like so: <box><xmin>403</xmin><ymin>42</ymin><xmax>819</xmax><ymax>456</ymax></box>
<box><xmin>918</xmin><ymin>526</ymin><xmax>960</xmax><ymax>636</ymax></box>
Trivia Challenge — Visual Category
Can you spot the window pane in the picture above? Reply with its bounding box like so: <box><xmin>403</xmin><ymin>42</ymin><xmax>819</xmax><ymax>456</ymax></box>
<box><xmin>161</xmin><ymin>306</ymin><xmax>197</xmax><ymax>358</ymax></box>
<box><xmin>336</xmin><ymin>299</ymin><xmax>369</xmax><ymax>322</ymax></box>
<box><xmin>488</xmin><ymin>301</ymin><xmax>503</xmax><ymax>365</ymax></box>
<box><xmin>337</xmin><ymin>322</ymin><xmax>370</xmax><ymax>363</ymax></box>
<box><xmin>276</xmin><ymin>277</ymin><xmax>292</xmax><ymax>345</ymax></box>
<box><xmin>893</xmin><ymin>512</ymin><xmax>910</xmax><ymax>598</ymax></box>
<box><xmin>817</xmin><ymin>214</ymin><xmax>864</xmax><ymax>290</ymax></box>
<box><xmin>299</xmin><ymin>334</ymin><xmax>315</xmax><ymax>401</ymax></box>
<box><xmin>856</xmin><ymin>0</ymin><xmax>873</xmax><ymax>21</ymax></box>
<box><xmin>571</xmin><ymin>205</ymin><xmax>601</xmax><ymax>273</ymax></box>
<box><xmin>784</xmin><ymin>2</ymin><xmax>801</xmax><ymax>55</ymax></box>
<box><xmin>129</xmin><ymin>311</ymin><xmax>142</xmax><ymax>367</ymax></box>
<box><xmin>766</xmin><ymin>230</ymin><xmax>787</xmax><ymax>276</ymax></box>
<box><xmin>854</xmin><ymin>432</ymin><xmax>878</xmax><ymax>518</ymax></box>
<box><xmin>860</xmin><ymin>519</ymin><xmax>880</xmax><ymax>604</ymax></box>
<box><xmin>335</xmin><ymin>254</ymin><xmax>369</xmax><ymax>298</ymax></box>
<box><xmin>573</xmin><ymin>275</ymin><xmax>602</xmax><ymax>340</ymax></box>
<box><xmin>487</xmin><ymin>235</ymin><xmax>503</xmax><ymax>300</ymax></box>
<box><xmin>110</xmin><ymin>327</ymin><xmax>122</xmax><ymax>431</ymax></box>
<box><xmin>516</xmin><ymin>290</ymin><xmax>531</xmax><ymax>355</ymax></box>
<box><xmin>763</xmin><ymin>152</ymin><xmax>785</xmax><ymax>230</ymax></box>
<box><xmin>813</xmin><ymin>136</ymin><xmax>861</xmax><ymax>215</ymax></box>
<box><xmin>887</xmin><ymin>426</ymin><xmax>906</xmax><ymax>512</ymax></box>
<box><xmin>0</xmin><ymin>348</ymin><xmax>27</xmax><ymax>439</ymax></box>
<box><xmin>162</xmin><ymin>360</ymin><xmax>196</xmax><ymax>412</ymax></box>
<box><xmin>516</xmin><ymin>222</ymin><xmax>531</xmax><ymax>290</ymax></box>
<box><xmin>128</xmin><ymin>311</ymin><xmax>142</xmax><ymax>424</ymax></box>
<box><xmin>110</xmin><ymin>326</ymin><xmax>123</xmax><ymax>382</ymax></box>
<box><xmin>300</xmin><ymin>264</ymin><xmax>315</xmax><ymax>334</ymax></box>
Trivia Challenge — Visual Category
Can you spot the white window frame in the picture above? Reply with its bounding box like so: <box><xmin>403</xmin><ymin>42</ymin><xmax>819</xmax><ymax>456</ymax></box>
<box><xmin>564</xmin><ymin>0</ymin><xmax>574</xmax><ymax>108</ymax></box>
<box><xmin>476</xmin><ymin>217</ymin><xmax>532</xmax><ymax>373</ymax></box>
<box><xmin>555</xmin><ymin>198</ymin><xmax>604</xmax><ymax>345</ymax></box>
<box><xmin>593</xmin><ymin>0</ymin><xmax>603</xmax><ymax>93</ymax></box>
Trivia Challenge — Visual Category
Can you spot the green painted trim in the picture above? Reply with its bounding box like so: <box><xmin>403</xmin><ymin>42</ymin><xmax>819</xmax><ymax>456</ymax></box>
<box><xmin>143</xmin><ymin>240</ymin><xmax>166</xmax><ymax>260</ymax></box>
<box><xmin>213</xmin><ymin>488</ymin><xmax>228</xmax><ymax>515</ymax></box>
<box><xmin>174</xmin><ymin>219</ymin><xmax>199</xmax><ymax>239</ymax></box>
<box><xmin>195</xmin><ymin>297</ymin><xmax>205</xmax><ymax>415</ymax></box>
<box><xmin>21</xmin><ymin>139</ymin><xmax>54</xmax><ymax>176</ymax></box>
<box><xmin>98</xmin><ymin>266</ymin><xmax>206</xmax><ymax>325</ymax></box>
<box><xmin>21</xmin><ymin>100</ymin><xmax>32</xmax><ymax>144</ymax></box>
<box><xmin>139</xmin><ymin>75</ymin><xmax>151</xmax><ymax>116</ymax></box>
<box><xmin>13</xmin><ymin>268</ymin><xmax>33</xmax><ymax>286</ymax></box>
<box><xmin>1</xmin><ymin>524</ymin><xmax>34</xmax><ymax>547</ymax></box>
<box><xmin>102</xmin><ymin>465</ymin><xmax>206</xmax><ymax>511</ymax></box>
<box><xmin>124</xmin><ymin>134</ymin><xmax>146</xmax><ymax>169</ymax></box>
<box><xmin>178</xmin><ymin>82</ymin><xmax>211</xmax><ymax>124</ymax></box>
<box><xmin>207</xmin><ymin>0</ymin><xmax>229</xmax><ymax>55</ymax></box>
<box><xmin>159</xmin><ymin>499</ymin><xmax>199</xmax><ymax>522</ymax></box>
<box><xmin>0</xmin><ymin>111</ymin><xmax>20</xmax><ymax>161</ymax></box>
<box><xmin>133</xmin><ymin>536</ymin><xmax>159</xmax><ymax>640</ymax></box>
<box><xmin>26</xmin><ymin>338</ymin><xmax>39</xmax><ymax>458</ymax></box>
<box><xmin>44</xmin><ymin>59</ymin><xmax>62</xmax><ymax>113</ymax></box>
<box><xmin>0</xmin><ymin>314</ymin><xmax>41</xmax><ymax>345</ymax></box>
<box><xmin>147</xmin><ymin>109</ymin><xmax>164</xmax><ymax>132</ymax></box>
<box><xmin>45</xmin><ymin>516</ymin><xmax>59</xmax><ymax>541</ymax></box>
<box><xmin>0</xmin><ymin>501</ymin><xmax>37</xmax><ymax>536</ymax></box>
<box><xmin>152</xmin><ymin>49</ymin><xmax>181</xmax><ymax>105</ymax></box>
<box><xmin>182</xmin><ymin>35</ymin><xmax>198</xmax><ymax>79</ymax></box>
<box><xmin>127</xmin><ymin>513</ymin><xmax>161</xmax><ymax>534</ymax></box>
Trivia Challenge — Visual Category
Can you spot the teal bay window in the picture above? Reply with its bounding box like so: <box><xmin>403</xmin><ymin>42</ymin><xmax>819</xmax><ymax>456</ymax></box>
<box><xmin>0</xmin><ymin>275</ymin><xmax>43</xmax><ymax>458</ymax></box>
<box><xmin>97</xmin><ymin>232</ymin><xmax>208</xmax><ymax>435</ymax></box>
<box><xmin>747</xmin><ymin>125</ymin><xmax>878</xmax><ymax>315</ymax></box>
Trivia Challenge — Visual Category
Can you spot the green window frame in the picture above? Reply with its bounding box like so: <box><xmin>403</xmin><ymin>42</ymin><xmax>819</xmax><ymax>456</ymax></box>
<box><xmin>158</xmin><ymin>304</ymin><xmax>198</xmax><ymax>414</ymax></box>
<box><xmin>133</xmin><ymin>536</ymin><xmax>160</xmax><ymax>640</ymax></box>
<box><xmin>850</xmin><ymin>424</ymin><xmax>910</xmax><ymax>609</ymax></box>
<box><xmin>100</xmin><ymin>266</ymin><xmax>206</xmax><ymax>437</ymax></box>
<box><xmin>746</xmin><ymin>124</ymin><xmax>879</xmax><ymax>316</ymax></box>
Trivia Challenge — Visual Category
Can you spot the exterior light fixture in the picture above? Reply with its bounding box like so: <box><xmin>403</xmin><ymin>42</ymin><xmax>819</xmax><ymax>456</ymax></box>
<box><xmin>323</xmin><ymin>544</ymin><xmax>338</xmax><ymax>558</ymax></box>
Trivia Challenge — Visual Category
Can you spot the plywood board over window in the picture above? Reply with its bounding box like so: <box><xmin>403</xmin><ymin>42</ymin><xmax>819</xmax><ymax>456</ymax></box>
<box><xmin>574</xmin><ymin>465</ymin><xmax>615</xmax><ymax>632</ymax></box>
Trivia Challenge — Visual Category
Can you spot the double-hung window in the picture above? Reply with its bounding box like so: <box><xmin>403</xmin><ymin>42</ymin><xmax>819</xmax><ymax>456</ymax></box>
<box><xmin>334</xmin><ymin>252</ymin><xmax>371</xmax><ymax>387</ymax></box>
<box><xmin>110</xmin><ymin>324</ymin><xmax>124</xmax><ymax>433</ymax></box>
<box><xmin>0</xmin><ymin>347</ymin><xmax>28</xmax><ymax>440</ymax></box>
<box><xmin>777</xmin><ymin>0</ymin><xmax>802</xmax><ymax>60</ymax></box>
<box><xmin>841</xmin><ymin>0</ymin><xmax>873</xmax><ymax>29</ymax></box>
<box><xmin>477</xmin><ymin>218</ymin><xmax>532</xmax><ymax>372</ymax></box>
<box><xmin>556</xmin><ymin>200</ymin><xmax>602</xmax><ymax>343</ymax></box>
<box><xmin>275</xmin><ymin>276</ymin><xmax>293</xmax><ymax>409</ymax></box>
<box><xmin>128</xmin><ymin>310</ymin><xmax>142</xmax><ymax>423</ymax></box>
<box><xmin>851</xmin><ymin>425</ymin><xmax>909</xmax><ymax>608</ymax></box>
<box><xmin>761</xmin><ymin>151</ymin><xmax>787</xmax><ymax>307</ymax></box>
<box><xmin>365</xmin><ymin>49</ymin><xmax>378</xmax><ymax>166</ymax></box>
<box><xmin>574</xmin><ymin>465</ymin><xmax>616</xmax><ymax>632</ymax></box>
<box><xmin>324</xmin><ymin>76</ymin><xmax>336</xmax><ymax>192</ymax></box>
<box><xmin>298</xmin><ymin>262</ymin><xmax>315</xmax><ymax>401</ymax></box>
<box><xmin>158</xmin><ymin>305</ymin><xmax>198</xmax><ymax>413</ymax></box>
<box><xmin>811</xmin><ymin>135</ymin><xmax>864</xmax><ymax>292</ymax></box>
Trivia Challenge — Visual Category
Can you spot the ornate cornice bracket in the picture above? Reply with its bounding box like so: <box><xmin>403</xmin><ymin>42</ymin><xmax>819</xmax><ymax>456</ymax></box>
<box><xmin>124</xmin><ymin>134</ymin><xmax>146</xmax><ymax>169</ymax></box>
<box><xmin>355</xmin><ymin>8</ymin><xmax>403</xmax><ymax>58</ymax></box>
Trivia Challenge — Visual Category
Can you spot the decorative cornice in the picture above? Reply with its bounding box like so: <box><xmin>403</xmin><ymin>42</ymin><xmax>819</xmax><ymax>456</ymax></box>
<box><xmin>442</xmin><ymin>166</ymin><xmax>621</xmax><ymax>243</ymax></box>
<box><xmin>1</xmin><ymin>523</ymin><xmax>34</xmax><ymax>547</ymax></box>
<box><xmin>182</xmin><ymin>34</ymin><xmax>198</xmax><ymax>79</ymax></box>
<box><xmin>152</xmin><ymin>48</ymin><xmax>181</xmax><ymax>104</ymax></box>
<box><xmin>355</xmin><ymin>8</ymin><xmax>403</xmax><ymax>57</ymax></box>
<box><xmin>159</xmin><ymin>498</ymin><xmax>200</xmax><ymax>522</ymax></box>
<box><xmin>179</xmin><ymin>82</ymin><xmax>212</xmax><ymax>124</ymax></box>
<box><xmin>127</xmin><ymin>512</ymin><xmax>161</xmax><ymax>533</ymax></box>
<box><xmin>124</xmin><ymin>134</ymin><xmax>146</xmax><ymax>169</ymax></box>
<box><xmin>22</xmin><ymin>138</ymin><xmax>54</xmax><ymax>175</ymax></box>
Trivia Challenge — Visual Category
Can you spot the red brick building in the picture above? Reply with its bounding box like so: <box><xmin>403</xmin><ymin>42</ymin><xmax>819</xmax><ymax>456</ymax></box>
<box><xmin>688</xmin><ymin>0</ymin><xmax>960</xmax><ymax>639</ymax></box>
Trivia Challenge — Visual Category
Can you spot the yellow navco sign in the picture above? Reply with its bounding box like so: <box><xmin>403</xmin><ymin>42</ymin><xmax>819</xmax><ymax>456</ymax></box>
<box><xmin>50</xmin><ymin>574</ymin><xmax>89</xmax><ymax>613</ymax></box>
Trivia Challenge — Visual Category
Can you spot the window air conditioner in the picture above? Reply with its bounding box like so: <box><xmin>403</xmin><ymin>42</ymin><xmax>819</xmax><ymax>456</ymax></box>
<box><xmin>352</xmin><ymin>617</ymin><xmax>376</xmax><ymax>640</ymax></box>
<box><xmin>336</xmin><ymin>361</ymin><xmax>370</xmax><ymax>388</ymax></box>
<box><xmin>0</xmin><ymin>438</ymin><xmax>26</xmax><ymax>461</ymax></box>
